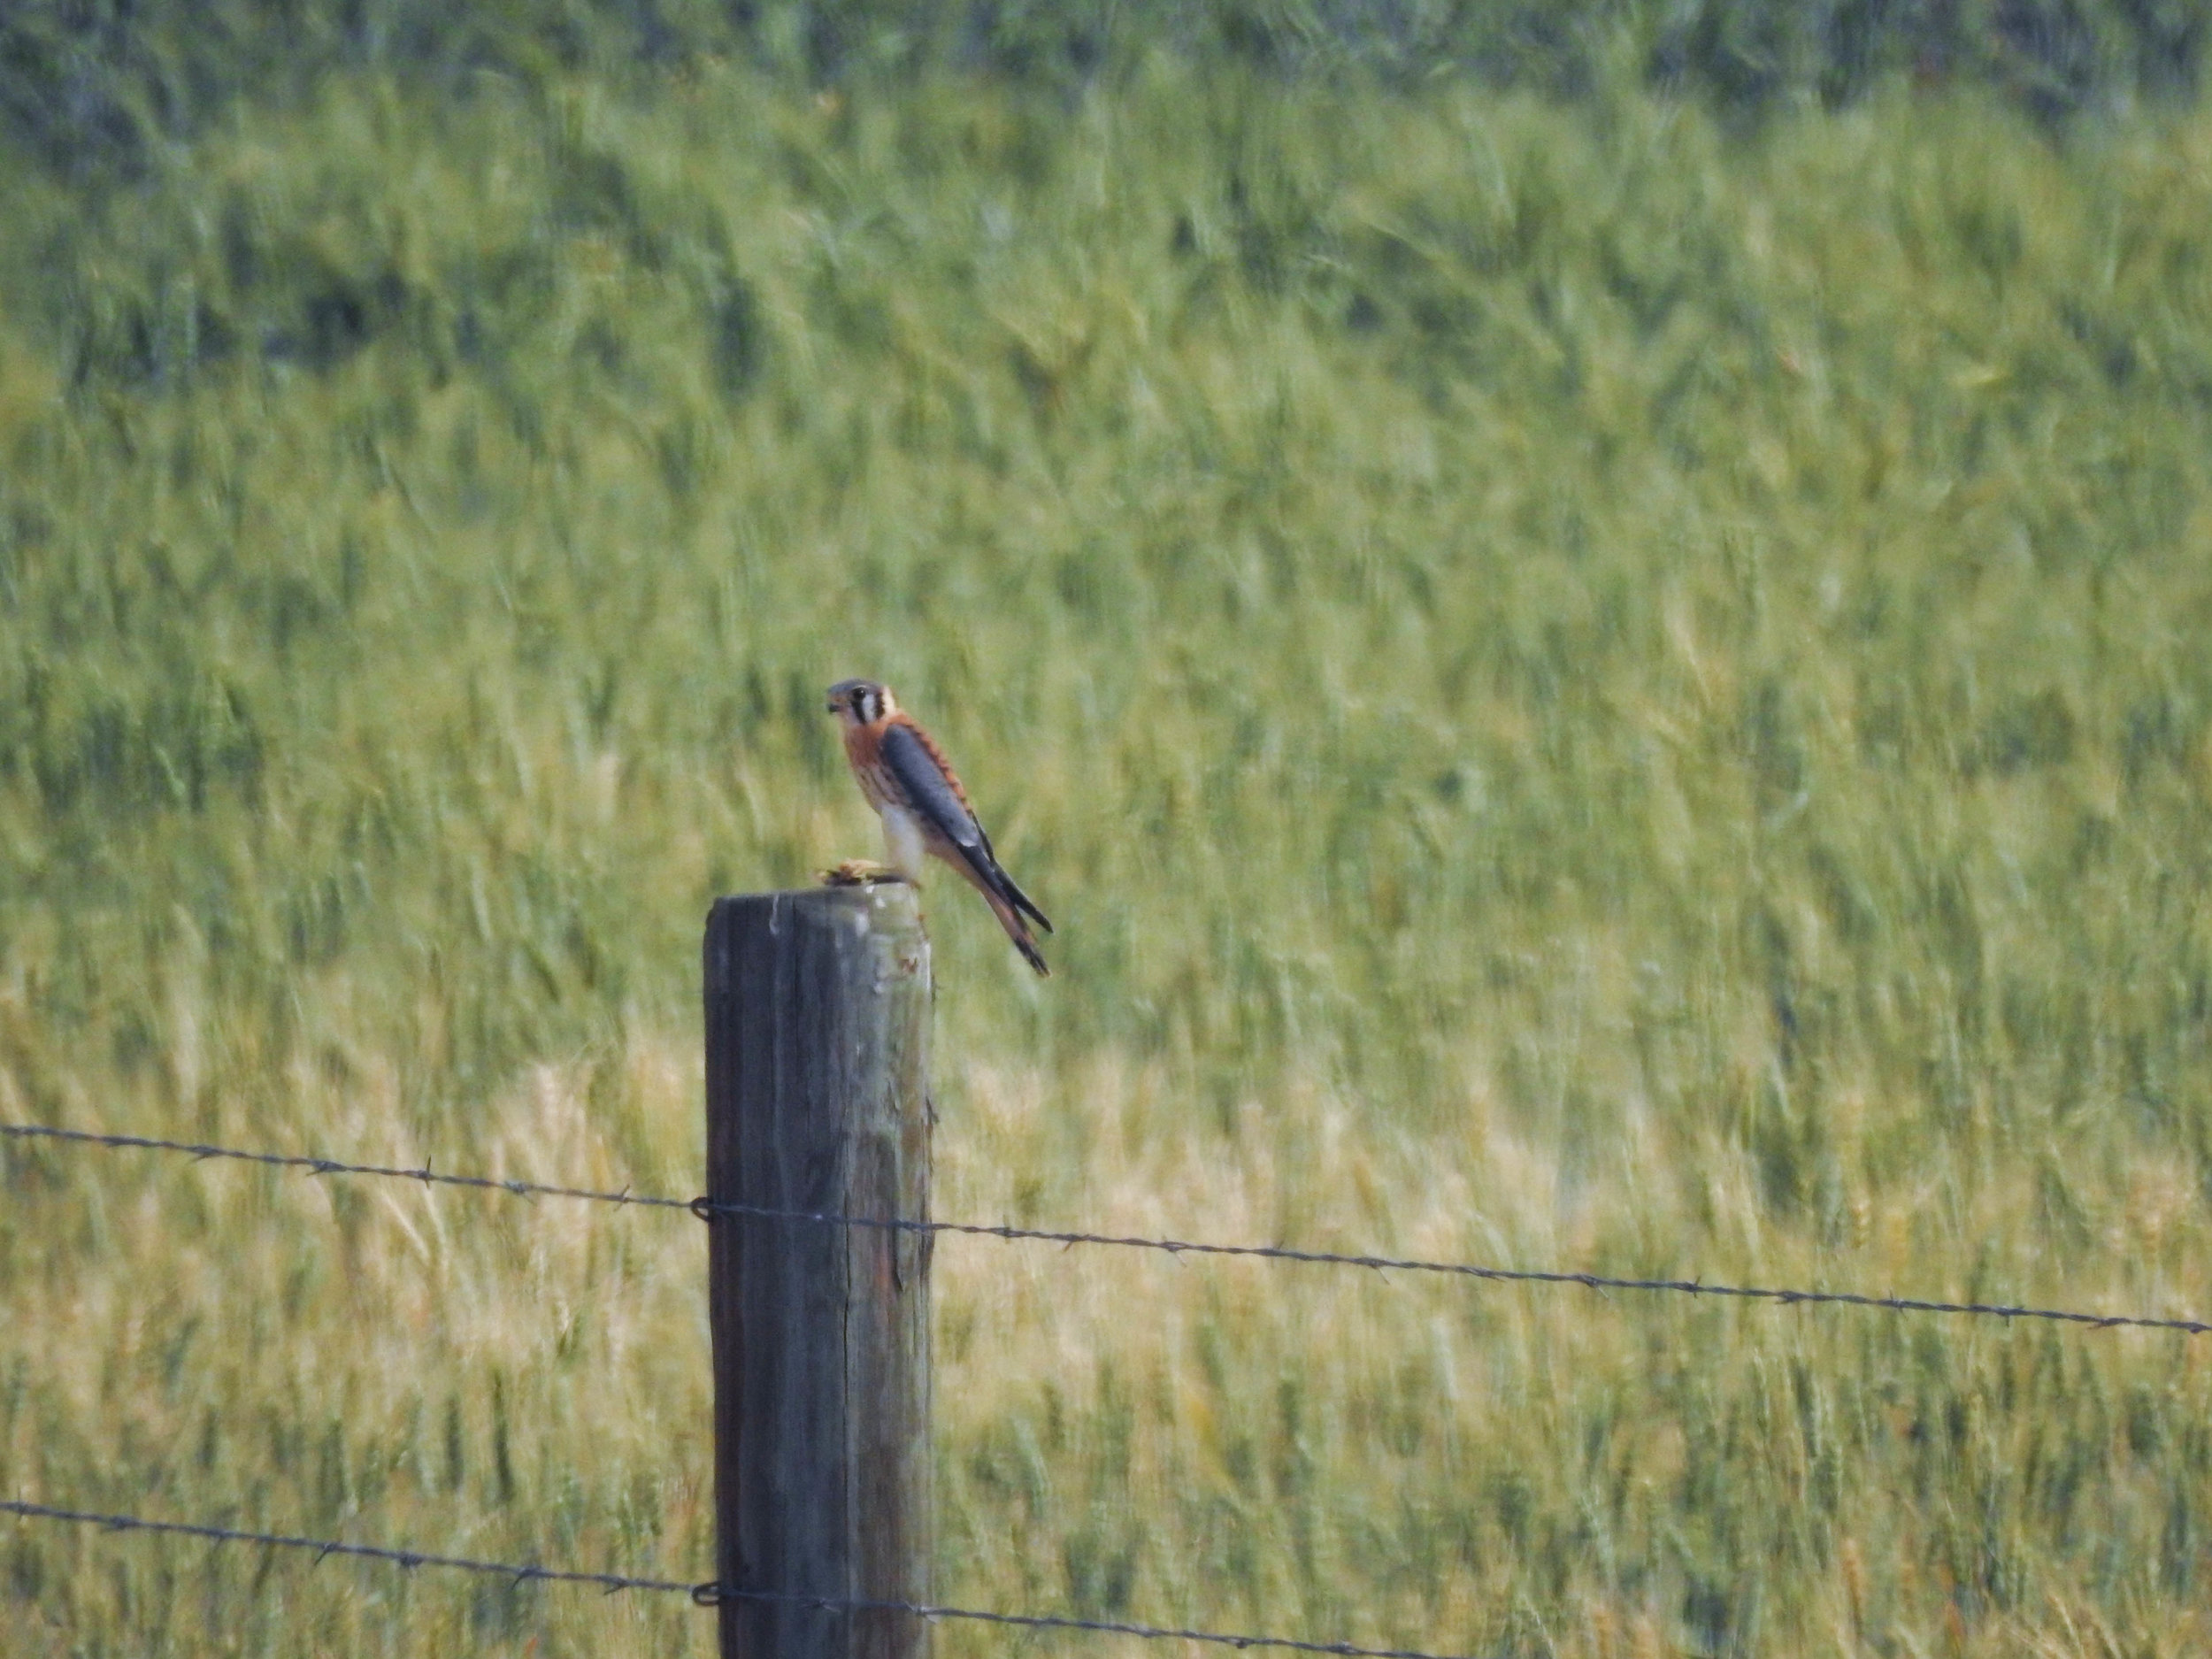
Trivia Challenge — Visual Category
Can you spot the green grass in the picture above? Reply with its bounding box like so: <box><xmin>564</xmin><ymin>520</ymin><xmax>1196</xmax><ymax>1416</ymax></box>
<box><xmin>4</xmin><ymin>49</ymin><xmax>2212</xmax><ymax>1656</ymax></box>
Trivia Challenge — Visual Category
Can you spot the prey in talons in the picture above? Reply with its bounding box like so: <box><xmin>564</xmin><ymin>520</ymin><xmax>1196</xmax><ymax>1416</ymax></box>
<box><xmin>821</xmin><ymin>859</ymin><xmax>911</xmax><ymax>887</ymax></box>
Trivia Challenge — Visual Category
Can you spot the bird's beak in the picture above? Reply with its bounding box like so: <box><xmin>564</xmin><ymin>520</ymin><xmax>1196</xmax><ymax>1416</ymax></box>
<box><xmin>825</xmin><ymin>694</ymin><xmax>841</xmax><ymax>713</ymax></box>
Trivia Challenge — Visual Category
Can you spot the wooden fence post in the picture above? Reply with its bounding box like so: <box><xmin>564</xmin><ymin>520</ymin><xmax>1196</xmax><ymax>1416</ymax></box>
<box><xmin>703</xmin><ymin>887</ymin><xmax>933</xmax><ymax>1659</ymax></box>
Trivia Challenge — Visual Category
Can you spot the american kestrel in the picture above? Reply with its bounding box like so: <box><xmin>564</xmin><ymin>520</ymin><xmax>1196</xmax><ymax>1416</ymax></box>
<box><xmin>826</xmin><ymin>679</ymin><xmax>1054</xmax><ymax>976</ymax></box>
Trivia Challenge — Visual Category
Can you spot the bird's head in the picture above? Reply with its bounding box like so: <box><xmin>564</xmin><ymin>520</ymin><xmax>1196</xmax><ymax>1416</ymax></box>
<box><xmin>826</xmin><ymin>679</ymin><xmax>895</xmax><ymax>726</ymax></box>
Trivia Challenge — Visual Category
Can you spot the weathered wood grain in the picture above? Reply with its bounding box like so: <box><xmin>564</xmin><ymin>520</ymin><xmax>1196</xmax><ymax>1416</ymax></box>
<box><xmin>703</xmin><ymin>887</ymin><xmax>933</xmax><ymax>1659</ymax></box>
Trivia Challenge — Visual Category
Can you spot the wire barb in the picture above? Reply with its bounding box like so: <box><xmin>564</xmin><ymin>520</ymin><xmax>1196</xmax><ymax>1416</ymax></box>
<box><xmin>6</xmin><ymin>1119</ymin><xmax>2208</xmax><ymax>1336</ymax></box>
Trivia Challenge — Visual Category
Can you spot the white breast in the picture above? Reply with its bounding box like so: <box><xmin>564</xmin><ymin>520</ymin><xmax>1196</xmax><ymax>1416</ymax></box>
<box><xmin>879</xmin><ymin>803</ymin><xmax>930</xmax><ymax>884</ymax></box>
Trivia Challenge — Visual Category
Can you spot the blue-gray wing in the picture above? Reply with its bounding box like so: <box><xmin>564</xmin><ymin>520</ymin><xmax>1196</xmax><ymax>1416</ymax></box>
<box><xmin>881</xmin><ymin>723</ymin><xmax>984</xmax><ymax>852</ymax></box>
<box><xmin>880</xmin><ymin>723</ymin><xmax>1052</xmax><ymax>932</ymax></box>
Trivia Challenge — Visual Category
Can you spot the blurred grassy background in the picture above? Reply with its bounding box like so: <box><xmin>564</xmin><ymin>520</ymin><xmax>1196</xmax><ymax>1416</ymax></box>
<box><xmin>4</xmin><ymin>3</ymin><xmax>2212</xmax><ymax>1654</ymax></box>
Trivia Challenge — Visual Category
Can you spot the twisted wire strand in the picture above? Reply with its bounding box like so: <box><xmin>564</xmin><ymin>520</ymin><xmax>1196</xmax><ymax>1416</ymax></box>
<box><xmin>3</xmin><ymin>1499</ymin><xmax>1482</xmax><ymax>1657</ymax></box>
<box><xmin>0</xmin><ymin>1122</ymin><xmax>696</xmax><ymax>1211</ymax></box>
<box><xmin>0</xmin><ymin>1498</ymin><xmax>693</xmax><ymax>1595</ymax></box>
<box><xmin>6</xmin><ymin>1120</ymin><xmax>2207</xmax><ymax>1335</ymax></box>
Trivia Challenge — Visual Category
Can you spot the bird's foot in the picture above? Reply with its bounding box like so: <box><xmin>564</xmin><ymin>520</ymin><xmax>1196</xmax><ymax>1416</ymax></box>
<box><xmin>822</xmin><ymin>860</ymin><xmax>910</xmax><ymax>887</ymax></box>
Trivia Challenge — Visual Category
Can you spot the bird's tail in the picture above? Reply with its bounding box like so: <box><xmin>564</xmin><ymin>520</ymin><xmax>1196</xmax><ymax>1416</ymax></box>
<box><xmin>979</xmin><ymin>884</ymin><xmax>1050</xmax><ymax>976</ymax></box>
<box><xmin>996</xmin><ymin>869</ymin><xmax>1052</xmax><ymax>934</ymax></box>
<box><xmin>949</xmin><ymin>853</ymin><xmax>1051</xmax><ymax>976</ymax></box>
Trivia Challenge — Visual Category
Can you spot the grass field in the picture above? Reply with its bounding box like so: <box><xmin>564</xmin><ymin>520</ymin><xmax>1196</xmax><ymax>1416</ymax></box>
<box><xmin>4</xmin><ymin>42</ymin><xmax>2212</xmax><ymax>1656</ymax></box>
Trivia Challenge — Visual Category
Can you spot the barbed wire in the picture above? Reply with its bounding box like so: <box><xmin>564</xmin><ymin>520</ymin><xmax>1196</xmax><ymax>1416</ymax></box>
<box><xmin>0</xmin><ymin>1498</ymin><xmax>693</xmax><ymax>1596</ymax></box>
<box><xmin>0</xmin><ymin>1122</ymin><xmax>697</xmax><ymax>1212</ymax></box>
<box><xmin>6</xmin><ymin>1119</ymin><xmax>2208</xmax><ymax>1335</ymax></box>
<box><xmin>2</xmin><ymin>1498</ymin><xmax>1484</xmax><ymax>1658</ymax></box>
